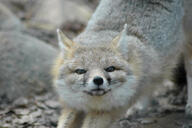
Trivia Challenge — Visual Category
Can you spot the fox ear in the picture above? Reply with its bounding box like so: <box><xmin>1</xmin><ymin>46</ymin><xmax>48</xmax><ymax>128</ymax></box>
<box><xmin>57</xmin><ymin>29</ymin><xmax>75</xmax><ymax>52</ymax></box>
<box><xmin>111</xmin><ymin>24</ymin><xmax>129</xmax><ymax>54</ymax></box>
<box><xmin>111</xmin><ymin>24</ymin><xmax>139</xmax><ymax>61</ymax></box>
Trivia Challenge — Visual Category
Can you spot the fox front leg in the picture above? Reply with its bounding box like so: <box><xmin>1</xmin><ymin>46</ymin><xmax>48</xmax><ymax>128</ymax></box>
<box><xmin>57</xmin><ymin>107</ymin><xmax>80</xmax><ymax>128</ymax></box>
<box><xmin>184</xmin><ymin>45</ymin><xmax>192</xmax><ymax>118</ymax></box>
<box><xmin>81</xmin><ymin>112</ymin><xmax>115</xmax><ymax>128</ymax></box>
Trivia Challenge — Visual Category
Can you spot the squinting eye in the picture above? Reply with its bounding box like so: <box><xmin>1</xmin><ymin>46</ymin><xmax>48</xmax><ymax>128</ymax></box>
<box><xmin>105</xmin><ymin>66</ymin><xmax>116</xmax><ymax>72</ymax></box>
<box><xmin>75</xmin><ymin>69</ymin><xmax>87</xmax><ymax>74</ymax></box>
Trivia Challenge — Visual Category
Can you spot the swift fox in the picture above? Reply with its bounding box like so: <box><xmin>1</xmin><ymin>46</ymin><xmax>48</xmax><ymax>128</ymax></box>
<box><xmin>52</xmin><ymin>0</ymin><xmax>192</xmax><ymax>128</ymax></box>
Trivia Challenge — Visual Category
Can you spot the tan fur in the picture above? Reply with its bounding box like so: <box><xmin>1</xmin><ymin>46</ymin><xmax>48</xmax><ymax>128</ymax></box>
<box><xmin>57</xmin><ymin>107</ymin><xmax>80</xmax><ymax>128</ymax></box>
<box><xmin>52</xmin><ymin>0</ymin><xmax>186</xmax><ymax>127</ymax></box>
<box><xmin>52</xmin><ymin>48</ymin><xmax>77</xmax><ymax>82</ymax></box>
<box><xmin>53</xmin><ymin>29</ymin><xmax>159</xmax><ymax>128</ymax></box>
<box><xmin>111</xmin><ymin>35</ymin><xmax>142</xmax><ymax>78</ymax></box>
<box><xmin>53</xmin><ymin>35</ymin><xmax>142</xmax><ymax>128</ymax></box>
<box><xmin>52</xmin><ymin>54</ymin><xmax>64</xmax><ymax>82</ymax></box>
<box><xmin>81</xmin><ymin>112</ymin><xmax>114</xmax><ymax>128</ymax></box>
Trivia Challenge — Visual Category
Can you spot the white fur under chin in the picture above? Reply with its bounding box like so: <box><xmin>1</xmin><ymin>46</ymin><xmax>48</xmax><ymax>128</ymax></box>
<box><xmin>55</xmin><ymin>76</ymin><xmax>138</xmax><ymax>112</ymax></box>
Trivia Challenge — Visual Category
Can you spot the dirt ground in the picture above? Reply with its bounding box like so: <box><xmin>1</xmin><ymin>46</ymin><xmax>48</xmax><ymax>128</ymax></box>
<box><xmin>0</xmin><ymin>84</ymin><xmax>191</xmax><ymax>128</ymax></box>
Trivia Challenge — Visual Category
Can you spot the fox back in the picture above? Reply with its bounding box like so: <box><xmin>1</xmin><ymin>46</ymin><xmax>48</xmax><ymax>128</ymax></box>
<box><xmin>53</xmin><ymin>0</ymin><xmax>184</xmax><ymax>113</ymax></box>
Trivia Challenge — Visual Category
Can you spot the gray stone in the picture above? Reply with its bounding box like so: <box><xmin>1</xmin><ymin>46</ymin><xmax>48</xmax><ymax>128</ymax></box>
<box><xmin>0</xmin><ymin>32</ymin><xmax>58</xmax><ymax>101</ymax></box>
<box><xmin>0</xmin><ymin>2</ymin><xmax>24</xmax><ymax>31</ymax></box>
<box><xmin>31</xmin><ymin>0</ymin><xmax>93</xmax><ymax>31</ymax></box>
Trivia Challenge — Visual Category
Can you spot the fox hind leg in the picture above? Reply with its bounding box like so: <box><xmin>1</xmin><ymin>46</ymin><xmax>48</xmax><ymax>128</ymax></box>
<box><xmin>184</xmin><ymin>44</ymin><xmax>192</xmax><ymax>118</ymax></box>
<box><xmin>126</xmin><ymin>97</ymin><xmax>151</xmax><ymax>118</ymax></box>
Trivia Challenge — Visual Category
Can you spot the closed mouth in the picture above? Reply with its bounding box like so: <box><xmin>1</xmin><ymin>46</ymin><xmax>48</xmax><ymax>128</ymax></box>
<box><xmin>83</xmin><ymin>88</ymin><xmax>111</xmax><ymax>96</ymax></box>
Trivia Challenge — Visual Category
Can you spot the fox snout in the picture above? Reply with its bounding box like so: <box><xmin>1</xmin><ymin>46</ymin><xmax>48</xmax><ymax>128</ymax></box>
<box><xmin>84</xmin><ymin>69</ymin><xmax>111</xmax><ymax>96</ymax></box>
<box><xmin>93</xmin><ymin>76</ymin><xmax>104</xmax><ymax>86</ymax></box>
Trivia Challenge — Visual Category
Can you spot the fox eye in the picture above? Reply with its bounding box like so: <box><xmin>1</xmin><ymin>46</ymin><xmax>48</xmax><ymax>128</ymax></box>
<box><xmin>105</xmin><ymin>66</ymin><xmax>116</xmax><ymax>72</ymax></box>
<box><xmin>75</xmin><ymin>69</ymin><xmax>87</xmax><ymax>74</ymax></box>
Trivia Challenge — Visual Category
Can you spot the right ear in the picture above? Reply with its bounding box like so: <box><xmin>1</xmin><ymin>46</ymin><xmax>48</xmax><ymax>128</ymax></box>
<box><xmin>57</xmin><ymin>29</ymin><xmax>76</xmax><ymax>53</ymax></box>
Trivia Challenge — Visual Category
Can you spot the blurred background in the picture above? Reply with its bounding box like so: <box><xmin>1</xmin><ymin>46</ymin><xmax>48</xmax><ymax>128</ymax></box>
<box><xmin>0</xmin><ymin>0</ymin><xmax>191</xmax><ymax>128</ymax></box>
<box><xmin>0</xmin><ymin>0</ymin><xmax>98</xmax><ymax>127</ymax></box>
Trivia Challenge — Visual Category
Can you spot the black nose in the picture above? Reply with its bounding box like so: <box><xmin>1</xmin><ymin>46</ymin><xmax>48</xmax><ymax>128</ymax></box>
<box><xmin>93</xmin><ymin>76</ymin><xmax>104</xmax><ymax>86</ymax></box>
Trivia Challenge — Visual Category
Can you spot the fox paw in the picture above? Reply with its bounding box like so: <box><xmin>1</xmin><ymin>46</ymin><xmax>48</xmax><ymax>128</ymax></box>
<box><xmin>185</xmin><ymin>104</ymin><xmax>192</xmax><ymax>118</ymax></box>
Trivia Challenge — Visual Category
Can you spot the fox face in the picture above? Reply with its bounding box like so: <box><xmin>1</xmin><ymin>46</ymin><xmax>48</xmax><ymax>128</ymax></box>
<box><xmin>55</xmin><ymin>25</ymin><xmax>141</xmax><ymax>111</ymax></box>
<box><xmin>59</xmin><ymin>46</ymin><xmax>131</xmax><ymax>95</ymax></box>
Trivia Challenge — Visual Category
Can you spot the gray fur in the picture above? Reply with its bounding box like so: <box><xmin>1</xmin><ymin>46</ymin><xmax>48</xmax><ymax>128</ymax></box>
<box><xmin>184</xmin><ymin>0</ymin><xmax>192</xmax><ymax>117</ymax></box>
<box><xmin>75</xmin><ymin>0</ymin><xmax>184</xmax><ymax>49</ymax></box>
<box><xmin>56</xmin><ymin>0</ymin><xmax>192</xmax><ymax>127</ymax></box>
<box><xmin>73</xmin><ymin>0</ymin><xmax>185</xmax><ymax>94</ymax></box>
<box><xmin>74</xmin><ymin>0</ymin><xmax>190</xmax><ymax>116</ymax></box>
<box><xmin>74</xmin><ymin>0</ymin><xmax>184</xmax><ymax>73</ymax></box>
<box><xmin>183</xmin><ymin>0</ymin><xmax>192</xmax><ymax>115</ymax></box>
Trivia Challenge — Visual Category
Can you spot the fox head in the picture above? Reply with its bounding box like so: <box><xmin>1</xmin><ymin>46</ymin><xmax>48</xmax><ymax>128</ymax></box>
<box><xmin>54</xmin><ymin>25</ymin><xmax>142</xmax><ymax>111</ymax></box>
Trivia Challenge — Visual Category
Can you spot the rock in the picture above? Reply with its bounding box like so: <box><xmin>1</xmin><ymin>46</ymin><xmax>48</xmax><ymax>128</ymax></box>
<box><xmin>119</xmin><ymin>119</ymin><xmax>140</xmax><ymax>128</ymax></box>
<box><xmin>0</xmin><ymin>2</ymin><xmax>24</xmax><ymax>31</ymax></box>
<box><xmin>35</xmin><ymin>101</ymin><xmax>48</xmax><ymax>110</ymax></box>
<box><xmin>30</xmin><ymin>0</ymin><xmax>93</xmax><ymax>32</ymax></box>
<box><xmin>1</xmin><ymin>123</ymin><xmax>12</xmax><ymax>128</ymax></box>
<box><xmin>138</xmin><ymin>118</ymin><xmax>157</xmax><ymax>125</ymax></box>
<box><xmin>13</xmin><ymin>97</ymin><xmax>29</xmax><ymax>107</ymax></box>
<box><xmin>30</xmin><ymin>109</ymin><xmax>42</xmax><ymax>118</ymax></box>
<box><xmin>0</xmin><ymin>32</ymin><xmax>58</xmax><ymax>101</ymax></box>
<box><xmin>45</xmin><ymin>100</ymin><xmax>60</xmax><ymax>109</ymax></box>
<box><xmin>14</xmin><ymin>108</ymin><xmax>30</xmax><ymax>115</ymax></box>
<box><xmin>14</xmin><ymin>115</ymin><xmax>35</xmax><ymax>124</ymax></box>
<box><xmin>182</xmin><ymin>124</ymin><xmax>192</xmax><ymax>128</ymax></box>
<box><xmin>0</xmin><ymin>0</ymin><xmax>35</xmax><ymax>19</ymax></box>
